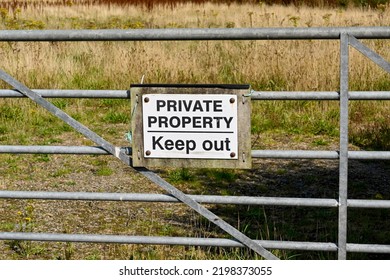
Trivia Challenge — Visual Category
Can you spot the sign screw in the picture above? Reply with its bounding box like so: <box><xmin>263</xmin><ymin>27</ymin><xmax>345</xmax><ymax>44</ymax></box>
<box><xmin>145</xmin><ymin>150</ymin><xmax>151</xmax><ymax>156</ymax></box>
<box><xmin>230</xmin><ymin>98</ymin><xmax>235</xmax><ymax>104</ymax></box>
<box><xmin>230</xmin><ymin>152</ymin><xmax>236</xmax><ymax>158</ymax></box>
<box><xmin>144</xmin><ymin>97</ymin><xmax>150</xmax><ymax>103</ymax></box>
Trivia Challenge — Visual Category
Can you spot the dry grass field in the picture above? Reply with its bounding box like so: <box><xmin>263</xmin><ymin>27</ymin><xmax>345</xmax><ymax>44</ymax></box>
<box><xmin>0</xmin><ymin>1</ymin><xmax>390</xmax><ymax>260</ymax></box>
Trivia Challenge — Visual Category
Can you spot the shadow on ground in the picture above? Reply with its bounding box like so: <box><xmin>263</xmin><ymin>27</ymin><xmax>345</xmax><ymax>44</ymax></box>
<box><xmin>159</xmin><ymin>158</ymin><xmax>390</xmax><ymax>259</ymax></box>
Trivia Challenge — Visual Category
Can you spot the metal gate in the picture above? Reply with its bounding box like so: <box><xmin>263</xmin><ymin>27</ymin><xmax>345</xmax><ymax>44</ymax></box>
<box><xmin>1</xmin><ymin>27</ymin><xmax>390</xmax><ymax>260</ymax></box>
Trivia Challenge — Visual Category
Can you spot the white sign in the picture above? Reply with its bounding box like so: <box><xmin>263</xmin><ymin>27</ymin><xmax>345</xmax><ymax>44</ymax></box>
<box><xmin>142</xmin><ymin>94</ymin><xmax>238</xmax><ymax>159</ymax></box>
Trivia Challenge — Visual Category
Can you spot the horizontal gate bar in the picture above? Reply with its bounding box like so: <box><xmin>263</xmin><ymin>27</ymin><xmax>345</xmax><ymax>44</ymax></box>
<box><xmin>1</xmin><ymin>190</ymin><xmax>389</xmax><ymax>209</ymax></box>
<box><xmin>252</xmin><ymin>150</ymin><xmax>339</xmax><ymax>159</ymax></box>
<box><xmin>0</xmin><ymin>232</ymin><xmax>338</xmax><ymax>252</ymax></box>
<box><xmin>0</xmin><ymin>191</ymin><xmax>338</xmax><ymax>207</ymax></box>
<box><xmin>348</xmin><ymin>199</ymin><xmax>390</xmax><ymax>208</ymax></box>
<box><xmin>250</xmin><ymin>91</ymin><xmax>390</xmax><ymax>100</ymax></box>
<box><xmin>2</xmin><ymin>90</ymin><xmax>390</xmax><ymax>100</ymax></box>
<box><xmin>0</xmin><ymin>145</ymin><xmax>130</xmax><ymax>155</ymax></box>
<box><xmin>0</xmin><ymin>27</ymin><xmax>390</xmax><ymax>42</ymax></box>
<box><xmin>0</xmin><ymin>89</ymin><xmax>129</xmax><ymax>98</ymax></box>
<box><xmin>252</xmin><ymin>150</ymin><xmax>390</xmax><ymax>160</ymax></box>
<box><xmin>2</xmin><ymin>146</ymin><xmax>389</xmax><ymax>160</ymax></box>
<box><xmin>347</xmin><ymin>243</ymin><xmax>390</xmax><ymax>254</ymax></box>
<box><xmin>250</xmin><ymin>91</ymin><xmax>339</xmax><ymax>100</ymax></box>
<box><xmin>1</xmin><ymin>232</ymin><xmax>389</xmax><ymax>254</ymax></box>
<box><xmin>349</xmin><ymin>91</ymin><xmax>390</xmax><ymax>100</ymax></box>
<box><xmin>348</xmin><ymin>151</ymin><xmax>390</xmax><ymax>160</ymax></box>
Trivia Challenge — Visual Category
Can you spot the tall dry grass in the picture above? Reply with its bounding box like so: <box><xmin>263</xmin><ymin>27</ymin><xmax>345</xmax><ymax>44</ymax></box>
<box><xmin>1</xmin><ymin>0</ymin><xmax>390</xmax><ymax>9</ymax></box>
<box><xmin>0</xmin><ymin>2</ymin><xmax>389</xmax><ymax>150</ymax></box>
<box><xmin>0</xmin><ymin>2</ymin><xmax>389</xmax><ymax>147</ymax></box>
<box><xmin>1</xmin><ymin>3</ymin><xmax>389</xmax><ymax>88</ymax></box>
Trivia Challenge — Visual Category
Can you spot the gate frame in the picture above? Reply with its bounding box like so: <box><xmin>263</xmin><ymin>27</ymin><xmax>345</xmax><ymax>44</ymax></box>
<box><xmin>0</xmin><ymin>27</ymin><xmax>390</xmax><ymax>259</ymax></box>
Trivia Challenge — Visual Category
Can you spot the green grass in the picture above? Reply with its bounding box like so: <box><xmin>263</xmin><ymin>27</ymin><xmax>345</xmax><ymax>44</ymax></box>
<box><xmin>103</xmin><ymin>110</ymin><xmax>129</xmax><ymax>124</ymax></box>
<box><xmin>167</xmin><ymin>168</ymin><xmax>195</xmax><ymax>183</ymax></box>
<box><xmin>96</xmin><ymin>166</ymin><xmax>114</xmax><ymax>176</ymax></box>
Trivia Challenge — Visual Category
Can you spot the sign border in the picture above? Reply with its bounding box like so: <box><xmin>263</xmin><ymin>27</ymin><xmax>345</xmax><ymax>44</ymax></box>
<box><xmin>131</xmin><ymin>85</ymin><xmax>251</xmax><ymax>169</ymax></box>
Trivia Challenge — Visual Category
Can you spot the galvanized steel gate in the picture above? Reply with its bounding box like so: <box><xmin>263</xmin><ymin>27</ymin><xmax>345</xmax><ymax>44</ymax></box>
<box><xmin>1</xmin><ymin>27</ymin><xmax>390</xmax><ymax>260</ymax></box>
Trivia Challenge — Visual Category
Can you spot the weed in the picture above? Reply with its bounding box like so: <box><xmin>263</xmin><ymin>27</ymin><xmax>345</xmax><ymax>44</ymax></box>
<box><xmin>52</xmin><ymin>99</ymin><xmax>68</xmax><ymax>110</ymax></box>
<box><xmin>91</xmin><ymin>158</ymin><xmax>114</xmax><ymax>176</ymax></box>
<box><xmin>33</xmin><ymin>154</ymin><xmax>50</xmax><ymax>163</ymax></box>
<box><xmin>0</xmin><ymin>222</ymin><xmax>15</xmax><ymax>231</ymax></box>
<box><xmin>63</xmin><ymin>242</ymin><xmax>74</xmax><ymax>260</ymax></box>
<box><xmin>0</xmin><ymin>125</ymin><xmax>8</xmax><ymax>135</ymax></box>
<box><xmin>6</xmin><ymin>203</ymin><xmax>46</xmax><ymax>258</ymax></box>
<box><xmin>96</xmin><ymin>166</ymin><xmax>113</xmax><ymax>176</ymax></box>
<box><xmin>0</xmin><ymin>103</ymin><xmax>23</xmax><ymax>121</ymax></box>
<box><xmin>85</xmin><ymin>252</ymin><xmax>101</xmax><ymax>260</ymax></box>
<box><xmin>350</xmin><ymin>119</ymin><xmax>390</xmax><ymax>150</ymax></box>
<box><xmin>50</xmin><ymin>167</ymin><xmax>72</xmax><ymax>178</ymax></box>
<box><xmin>168</xmin><ymin>168</ymin><xmax>194</xmax><ymax>183</ymax></box>
<box><xmin>288</xmin><ymin>15</ymin><xmax>300</xmax><ymax>27</ymax></box>
<box><xmin>103</xmin><ymin>111</ymin><xmax>129</xmax><ymax>124</ymax></box>
<box><xmin>312</xmin><ymin>138</ymin><xmax>329</xmax><ymax>146</ymax></box>
<box><xmin>201</xmin><ymin>169</ymin><xmax>238</xmax><ymax>184</ymax></box>
<box><xmin>322</xmin><ymin>13</ymin><xmax>332</xmax><ymax>25</ymax></box>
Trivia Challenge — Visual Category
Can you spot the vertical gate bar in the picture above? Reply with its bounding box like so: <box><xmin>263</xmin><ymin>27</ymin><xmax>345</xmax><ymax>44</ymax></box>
<box><xmin>338</xmin><ymin>33</ymin><xmax>349</xmax><ymax>260</ymax></box>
